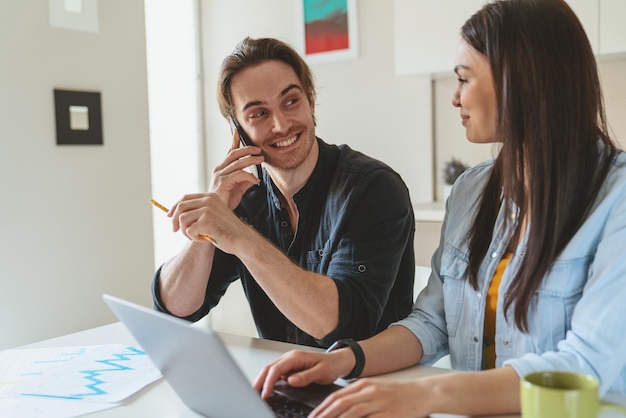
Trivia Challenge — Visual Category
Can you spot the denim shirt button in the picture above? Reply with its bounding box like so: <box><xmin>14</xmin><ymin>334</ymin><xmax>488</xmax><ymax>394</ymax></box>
<box><xmin>280</xmin><ymin>221</ymin><xmax>289</xmax><ymax>228</ymax></box>
<box><xmin>491</xmin><ymin>251</ymin><xmax>498</xmax><ymax>258</ymax></box>
<box><xmin>318</xmin><ymin>249</ymin><xmax>324</xmax><ymax>256</ymax></box>
<box><xmin>477</xmin><ymin>293</ymin><xmax>482</xmax><ymax>299</ymax></box>
<box><xmin>503</xmin><ymin>339</ymin><xmax>510</xmax><ymax>345</ymax></box>
<box><xmin>357</xmin><ymin>264</ymin><xmax>366</xmax><ymax>273</ymax></box>
<box><xmin>473</xmin><ymin>336</ymin><xmax>479</xmax><ymax>343</ymax></box>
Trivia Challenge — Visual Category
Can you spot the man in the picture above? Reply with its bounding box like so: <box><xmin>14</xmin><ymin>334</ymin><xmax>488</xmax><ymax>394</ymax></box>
<box><xmin>152</xmin><ymin>37</ymin><xmax>415</xmax><ymax>348</ymax></box>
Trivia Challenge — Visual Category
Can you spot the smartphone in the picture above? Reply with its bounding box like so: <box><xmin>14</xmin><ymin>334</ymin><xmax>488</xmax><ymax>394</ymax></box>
<box><xmin>230</xmin><ymin>117</ymin><xmax>262</xmax><ymax>184</ymax></box>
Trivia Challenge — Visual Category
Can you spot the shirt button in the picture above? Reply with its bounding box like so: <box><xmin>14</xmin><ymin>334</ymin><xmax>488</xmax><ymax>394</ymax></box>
<box><xmin>511</xmin><ymin>213</ymin><xmax>517</xmax><ymax>219</ymax></box>
<box><xmin>280</xmin><ymin>221</ymin><xmax>288</xmax><ymax>228</ymax></box>
<box><xmin>318</xmin><ymin>249</ymin><xmax>324</xmax><ymax>256</ymax></box>
<box><xmin>491</xmin><ymin>251</ymin><xmax>498</xmax><ymax>258</ymax></box>
<box><xmin>477</xmin><ymin>293</ymin><xmax>482</xmax><ymax>299</ymax></box>
<box><xmin>503</xmin><ymin>339</ymin><xmax>510</xmax><ymax>346</ymax></box>
<box><xmin>473</xmin><ymin>336</ymin><xmax>479</xmax><ymax>343</ymax></box>
<box><xmin>357</xmin><ymin>264</ymin><xmax>366</xmax><ymax>273</ymax></box>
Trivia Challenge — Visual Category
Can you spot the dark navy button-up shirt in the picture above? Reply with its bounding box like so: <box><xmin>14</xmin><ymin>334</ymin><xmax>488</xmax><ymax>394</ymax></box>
<box><xmin>153</xmin><ymin>138</ymin><xmax>415</xmax><ymax>348</ymax></box>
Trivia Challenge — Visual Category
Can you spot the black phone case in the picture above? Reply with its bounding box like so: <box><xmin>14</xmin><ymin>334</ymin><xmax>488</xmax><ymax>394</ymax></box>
<box><xmin>230</xmin><ymin>118</ymin><xmax>262</xmax><ymax>184</ymax></box>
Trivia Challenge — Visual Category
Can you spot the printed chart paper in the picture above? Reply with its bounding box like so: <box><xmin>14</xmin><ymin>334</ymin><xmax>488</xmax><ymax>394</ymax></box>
<box><xmin>0</xmin><ymin>344</ymin><xmax>162</xmax><ymax>416</ymax></box>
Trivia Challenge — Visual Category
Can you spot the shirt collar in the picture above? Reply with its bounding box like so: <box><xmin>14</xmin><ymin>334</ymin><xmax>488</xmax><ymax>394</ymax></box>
<box><xmin>265</xmin><ymin>137</ymin><xmax>339</xmax><ymax>211</ymax></box>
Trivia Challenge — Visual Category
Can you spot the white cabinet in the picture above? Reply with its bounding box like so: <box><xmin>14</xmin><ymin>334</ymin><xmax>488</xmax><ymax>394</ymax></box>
<box><xmin>563</xmin><ymin>0</ymin><xmax>626</xmax><ymax>57</ymax></box>
<box><xmin>566</xmin><ymin>0</ymin><xmax>600</xmax><ymax>53</ymax></box>
<box><xmin>599</xmin><ymin>0</ymin><xmax>626</xmax><ymax>55</ymax></box>
<box><xmin>394</xmin><ymin>0</ymin><xmax>484</xmax><ymax>76</ymax></box>
<box><xmin>395</xmin><ymin>0</ymin><xmax>626</xmax><ymax>77</ymax></box>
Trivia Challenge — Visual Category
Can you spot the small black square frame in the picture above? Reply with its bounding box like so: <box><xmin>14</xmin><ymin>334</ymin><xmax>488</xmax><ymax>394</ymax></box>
<box><xmin>54</xmin><ymin>89</ymin><xmax>103</xmax><ymax>145</ymax></box>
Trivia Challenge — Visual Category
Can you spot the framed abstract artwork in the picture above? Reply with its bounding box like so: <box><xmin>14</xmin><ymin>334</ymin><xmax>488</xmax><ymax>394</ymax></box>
<box><xmin>296</xmin><ymin>0</ymin><xmax>359</xmax><ymax>63</ymax></box>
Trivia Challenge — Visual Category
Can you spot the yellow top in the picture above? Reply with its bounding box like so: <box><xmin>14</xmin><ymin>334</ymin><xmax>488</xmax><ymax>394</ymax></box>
<box><xmin>483</xmin><ymin>252</ymin><xmax>513</xmax><ymax>369</ymax></box>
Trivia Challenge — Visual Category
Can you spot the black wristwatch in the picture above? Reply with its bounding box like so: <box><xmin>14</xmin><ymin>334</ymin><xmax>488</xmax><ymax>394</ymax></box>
<box><xmin>326</xmin><ymin>339</ymin><xmax>365</xmax><ymax>380</ymax></box>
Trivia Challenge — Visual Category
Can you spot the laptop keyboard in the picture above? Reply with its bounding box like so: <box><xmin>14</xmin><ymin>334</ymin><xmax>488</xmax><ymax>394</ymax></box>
<box><xmin>266</xmin><ymin>392</ymin><xmax>313</xmax><ymax>418</ymax></box>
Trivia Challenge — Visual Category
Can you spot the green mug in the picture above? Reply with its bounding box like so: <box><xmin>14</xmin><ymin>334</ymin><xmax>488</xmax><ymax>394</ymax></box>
<box><xmin>521</xmin><ymin>371</ymin><xmax>626</xmax><ymax>418</ymax></box>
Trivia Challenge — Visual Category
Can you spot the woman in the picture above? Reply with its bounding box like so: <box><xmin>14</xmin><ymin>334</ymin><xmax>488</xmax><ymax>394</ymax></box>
<box><xmin>254</xmin><ymin>0</ymin><xmax>626</xmax><ymax>416</ymax></box>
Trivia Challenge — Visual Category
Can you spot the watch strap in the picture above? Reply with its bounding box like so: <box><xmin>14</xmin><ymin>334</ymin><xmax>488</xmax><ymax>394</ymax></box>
<box><xmin>326</xmin><ymin>338</ymin><xmax>365</xmax><ymax>380</ymax></box>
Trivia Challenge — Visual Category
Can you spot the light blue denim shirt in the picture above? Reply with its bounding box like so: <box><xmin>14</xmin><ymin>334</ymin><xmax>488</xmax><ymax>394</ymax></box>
<box><xmin>395</xmin><ymin>150</ymin><xmax>626</xmax><ymax>397</ymax></box>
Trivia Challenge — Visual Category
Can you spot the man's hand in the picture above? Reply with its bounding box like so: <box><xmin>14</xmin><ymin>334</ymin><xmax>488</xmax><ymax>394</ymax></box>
<box><xmin>210</xmin><ymin>129</ymin><xmax>263</xmax><ymax>210</ymax></box>
<box><xmin>253</xmin><ymin>349</ymin><xmax>354</xmax><ymax>400</ymax></box>
<box><xmin>168</xmin><ymin>192</ymin><xmax>254</xmax><ymax>254</ymax></box>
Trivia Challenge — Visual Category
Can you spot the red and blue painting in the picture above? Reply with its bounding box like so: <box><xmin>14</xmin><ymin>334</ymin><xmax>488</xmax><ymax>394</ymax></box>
<box><xmin>303</xmin><ymin>0</ymin><xmax>352</xmax><ymax>55</ymax></box>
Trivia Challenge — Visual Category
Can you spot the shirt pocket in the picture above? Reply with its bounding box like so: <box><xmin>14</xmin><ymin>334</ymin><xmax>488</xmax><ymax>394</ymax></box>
<box><xmin>306</xmin><ymin>243</ymin><xmax>330</xmax><ymax>273</ymax></box>
<box><xmin>440</xmin><ymin>244</ymin><xmax>469</xmax><ymax>338</ymax></box>
<box><xmin>301</xmin><ymin>241</ymin><xmax>340</xmax><ymax>274</ymax></box>
<box><xmin>527</xmin><ymin>256</ymin><xmax>590</xmax><ymax>349</ymax></box>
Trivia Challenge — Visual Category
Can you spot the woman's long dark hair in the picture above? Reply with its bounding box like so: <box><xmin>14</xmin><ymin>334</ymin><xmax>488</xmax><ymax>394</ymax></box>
<box><xmin>463</xmin><ymin>0</ymin><xmax>618</xmax><ymax>331</ymax></box>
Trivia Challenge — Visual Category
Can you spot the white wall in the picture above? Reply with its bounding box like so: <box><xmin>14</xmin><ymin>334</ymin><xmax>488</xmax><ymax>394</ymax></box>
<box><xmin>199</xmin><ymin>0</ymin><xmax>434</xmax><ymax>204</ymax></box>
<box><xmin>0</xmin><ymin>0</ymin><xmax>154</xmax><ymax>349</ymax></box>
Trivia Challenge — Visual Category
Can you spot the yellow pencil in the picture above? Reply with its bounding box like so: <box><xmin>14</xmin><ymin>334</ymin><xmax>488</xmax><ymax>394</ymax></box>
<box><xmin>149</xmin><ymin>198</ymin><xmax>169</xmax><ymax>213</ymax></box>
<box><xmin>149</xmin><ymin>198</ymin><xmax>216</xmax><ymax>244</ymax></box>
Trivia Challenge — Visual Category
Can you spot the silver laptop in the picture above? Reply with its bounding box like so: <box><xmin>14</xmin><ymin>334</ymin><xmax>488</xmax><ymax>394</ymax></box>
<box><xmin>103</xmin><ymin>294</ymin><xmax>342</xmax><ymax>418</ymax></box>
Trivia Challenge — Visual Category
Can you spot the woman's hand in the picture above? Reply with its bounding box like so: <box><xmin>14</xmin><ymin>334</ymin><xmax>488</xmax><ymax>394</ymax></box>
<box><xmin>309</xmin><ymin>378</ymin><xmax>431</xmax><ymax>418</ymax></box>
<box><xmin>309</xmin><ymin>368</ymin><xmax>522</xmax><ymax>417</ymax></box>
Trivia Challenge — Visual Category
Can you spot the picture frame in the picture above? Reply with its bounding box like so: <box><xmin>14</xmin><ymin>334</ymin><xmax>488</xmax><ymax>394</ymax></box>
<box><xmin>295</xmin><ymin>0</ymin><xmax>359</xmax><ymax>63</ymax></box>
<box><xmin>54</xmin><ymin>89</ymin><xmax>103</xmax><ymax>145</ymax></box>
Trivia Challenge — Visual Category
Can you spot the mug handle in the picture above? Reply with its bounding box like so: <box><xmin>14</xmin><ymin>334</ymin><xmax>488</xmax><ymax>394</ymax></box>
<box><xmin>601</xmin><ymin>402</ymin><xmax>626</xmax><ymax>415</ymax></box>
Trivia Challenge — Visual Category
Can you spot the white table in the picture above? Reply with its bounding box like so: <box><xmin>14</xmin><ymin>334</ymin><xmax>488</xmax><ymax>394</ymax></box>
<box><xmin>11</xmin><ymin>322</ymin><xmax>495</xmax><ymax>417</ymax></box>
<box><xmin>17</xmin><ymin>322</ymin><xmax>626</xmax><ymax>418</ymax></box>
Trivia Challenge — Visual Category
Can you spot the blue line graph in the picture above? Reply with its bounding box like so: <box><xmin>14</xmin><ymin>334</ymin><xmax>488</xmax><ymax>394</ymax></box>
<box><xmin>71</xmin><ymin>346</ymin><xmax>145</xmax><ymax>398</ymax></box>
<box><xmin>0</xmin><ymin>344</ymin><xmax>162</xmax><ymax>403</ymax></box>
